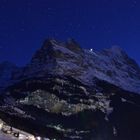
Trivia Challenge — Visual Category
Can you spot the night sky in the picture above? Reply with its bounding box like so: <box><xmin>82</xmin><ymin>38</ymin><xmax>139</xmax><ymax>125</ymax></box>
<box><xmin>0</xmin><ymin>0</ymin><xmax>140</xmax><ymax>66</ymax></box>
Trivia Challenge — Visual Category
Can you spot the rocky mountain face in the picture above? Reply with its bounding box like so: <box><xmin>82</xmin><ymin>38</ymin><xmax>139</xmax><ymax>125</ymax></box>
<box><xmin>13</xmin><ymin>39</ymin><xmax>140</xmax><ymax>93</ymax></box>
<box><xmin>0</xmin><ymin>39</ymin><xmax>140</xmax><ymax>140</ymax></box>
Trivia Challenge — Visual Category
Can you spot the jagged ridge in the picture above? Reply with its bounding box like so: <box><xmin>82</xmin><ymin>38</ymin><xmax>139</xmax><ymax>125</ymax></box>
<box><xmin>11</xmin><ymin>38</ymin><xmax>140</xmax><ymax>94</ymax></box>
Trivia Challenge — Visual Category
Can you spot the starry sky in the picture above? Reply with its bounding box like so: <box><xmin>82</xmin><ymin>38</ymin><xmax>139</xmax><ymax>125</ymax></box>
<box><xmin>0</xmin><ymin>0</ymin><xmax>140</xmax><ymax>66</ymax></box>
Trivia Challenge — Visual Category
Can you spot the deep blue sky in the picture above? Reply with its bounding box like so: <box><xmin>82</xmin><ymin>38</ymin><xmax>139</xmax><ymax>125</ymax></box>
<box><xmin>0</xmin><ymin>0</ymin><xmax>140</xmax><ymax>66</ymax></box>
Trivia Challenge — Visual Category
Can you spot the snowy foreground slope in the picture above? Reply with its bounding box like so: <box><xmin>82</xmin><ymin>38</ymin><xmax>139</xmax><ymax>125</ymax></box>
<box><xmin>0</xmin><ymin>132</ymin><xmax>16</xmax><ymax>140</ymax></box>
<box><xmin>12</xmin><ymin>39</ymin><xmax>140</xmax><ymax>94</ymax></box>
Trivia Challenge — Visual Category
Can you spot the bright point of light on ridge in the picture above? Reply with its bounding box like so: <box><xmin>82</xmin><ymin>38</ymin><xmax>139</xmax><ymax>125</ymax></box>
<box><xmin>90</xmin><ymin>48</ymin><xmax>93</xmax><ymax>52</ymax></box>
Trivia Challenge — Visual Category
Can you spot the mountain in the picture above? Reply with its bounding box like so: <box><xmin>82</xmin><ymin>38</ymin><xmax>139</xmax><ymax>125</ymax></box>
<box><xmin>13</xmin><ymin>39</ymin><xmax>140</xmax><ymax>94</ymax></box>
<box><xmin>0</xmin><ymin>38</ymin><xmax>140</xmax><ymax>140</ymax></box>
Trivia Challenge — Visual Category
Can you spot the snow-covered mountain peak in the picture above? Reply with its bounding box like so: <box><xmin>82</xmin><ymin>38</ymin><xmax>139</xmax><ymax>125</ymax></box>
<box><xmin>30</xmin><ymin>38</ymin><xmax>83</xmax><ymax>64</ymax></box>
<box><xmin>38</xmin><ymin>38</ymin><xmax>82</xmax><ymax>53</ymax></box>
<box><xmin>6</xmin><ymin>38</ymin><xmax>140</xmax><ymax>94</ymax></box>
<box><xmin>65</xmin><ymin>38</ymin><xmax>82</xmax><ymax>53</ymax></box>
<box><xmin>42</xmin><ymin>38</ymin><xmax>63</xmax><ymax>48</ymax></box>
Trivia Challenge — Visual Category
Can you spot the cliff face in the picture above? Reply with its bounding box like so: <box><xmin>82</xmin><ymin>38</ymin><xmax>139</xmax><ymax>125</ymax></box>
<box><xmin>1</xmin><ymin>75</ymin><xmax>140</xmax><ymax>140</ymax></box>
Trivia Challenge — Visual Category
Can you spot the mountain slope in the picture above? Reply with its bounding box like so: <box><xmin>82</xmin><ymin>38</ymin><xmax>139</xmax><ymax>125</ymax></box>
<box><xmin>1</xmin><ymin>75</ymin><xmax>140</xmax><ymax>140</ymax></box>
<box><xmin>13</xmin><ymin>39</ymin><xmax>140</xmax><ymax>94</ymax></box>
<box><xmin>0</xmin><ymin>38</ymin><xmax>140</xmax><ymax>140</ymax></box>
